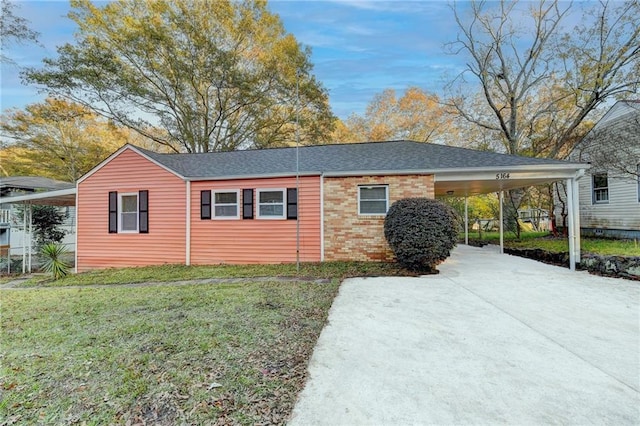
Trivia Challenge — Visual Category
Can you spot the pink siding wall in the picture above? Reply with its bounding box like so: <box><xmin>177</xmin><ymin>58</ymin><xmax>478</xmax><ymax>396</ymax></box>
<box><xmin>77</xmin><ymin>149</ymin><xmax>186</xmax><ymax>271</ymax></box>
<box><xmin>190</xmin><ymin>176</ymin><xmax>321</xmax><ymax>264</ymax></box>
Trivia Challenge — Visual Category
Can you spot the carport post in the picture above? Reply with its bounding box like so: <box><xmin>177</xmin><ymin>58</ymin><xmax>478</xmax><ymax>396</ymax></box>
<box><xmin>499</xmin><ymin>191</ymin><xmax>504</xmax><ymax>254</ymax></box>
<box><xmin>566</xmin><ymin>178</ymin><xmax>581</xmax><ymax>271</ymax></box>
<box><xmin>572</xmin><ymin>178</ymin><xmax>581</xmax><ymax>263</ymax></box>
<box><xmin>566</xmin><ymin>178</ymin><xmax>576</xmax><ymax>271</ymax></box>
<box><xmin>464</xmin><ymin>196</ymin><xmax>469</xmax><ymax>245</ymax></box>
<box><xmin>22</xmin><ymin>202</ymin><xmax>26</xmax><ymax>273</ymax></box>
<box><xmin>28</xmin><ymin>202</ymin><xmax>32</xmax><ymax>273</ymax></box>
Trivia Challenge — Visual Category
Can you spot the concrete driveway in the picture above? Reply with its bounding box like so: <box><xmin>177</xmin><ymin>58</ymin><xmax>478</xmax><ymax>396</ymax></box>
<box><xmin>289</xmin><ymin>245</ymin><xmax>640</xmax><ymax>425</ymax></box>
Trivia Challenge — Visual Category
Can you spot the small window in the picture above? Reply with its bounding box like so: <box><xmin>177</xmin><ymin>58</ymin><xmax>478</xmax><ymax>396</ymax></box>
<box><xmin>257</xmin><ymin>189</ymin><xmax>285</xmax><ymax>219</ymax></box>
<box><xmin>213</xmin><ymin>190</ymin><xmax>240</xmax><ymax>219</ymax></box>
<box><xmin>592</xmin><ymin>173</ymin><xmax>609</xmax><ymax>204</ymax></box>
<box><xmin>359</xmin><ymin>185</ymin><xmax>388</xmax><ymax>215</ymax></box>
<box><xmin>120</xmin><ymin>193</ymin><xmax>138</xmax><ymax>232</ymax></box>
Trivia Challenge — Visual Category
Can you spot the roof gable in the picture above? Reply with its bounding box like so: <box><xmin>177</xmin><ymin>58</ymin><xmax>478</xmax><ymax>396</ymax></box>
<box><xmin>593</xmin><ymin>100</ymin><xmax>640</xmax><ymax>131</ymax></box>
<box><xmin>77</xmin><ymin>144</ymin><xmax>186</xmax><ymax>184</ymax></box>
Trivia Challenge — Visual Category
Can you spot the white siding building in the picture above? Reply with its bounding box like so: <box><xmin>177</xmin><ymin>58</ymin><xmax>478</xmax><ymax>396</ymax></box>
<box><xmin>559</xmin><ymin>101</ymin><xmax>640</xmax><ymax>239</ymax></box>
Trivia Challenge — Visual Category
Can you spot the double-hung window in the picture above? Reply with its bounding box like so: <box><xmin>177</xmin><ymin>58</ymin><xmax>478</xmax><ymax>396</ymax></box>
<box><xmin>592</xmin><ymin>173</ymin><xmax>609</xmax><ymax>204</ymax></box>
<box><xmin>213</xmin><ymin>190</ymin><xmax>240</xmax><ymax>219</ymax></box>
<box><xmin>120</xmin><ymin>193</ymin><xmax>139</xmax><ymax>232</ymax></box>
<box><xmin>109</xmin><ymin>190</ymin><xmax>148</xmax><ymax>233</ymax></box>
<box><xmin>359</xmin><ymin>185</ymin><xmax>388</xmax><ymax>215</ymax></box>
<box><xmin>257</xmin><ymin>189</ymin><xmax>285</xmax><ymax>219</ymax></box>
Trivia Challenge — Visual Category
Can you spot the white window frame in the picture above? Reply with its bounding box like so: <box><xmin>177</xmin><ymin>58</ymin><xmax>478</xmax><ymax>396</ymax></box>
<box><xmin>358</xmin><ymin>185</ymin><xmax>389</xmax><ymax>216</ymax></box>
<box><xmin>257</xmin><ymin>188</ymin><xmax>286</xmax><ymax>219</ymax></box>
<box><xmin>212</xmin><ymin>189</ymin><xmax>240</xmax><ymax>219</ymax></box>
<box><xmin>592</xmin><ymin>173</ymin><xmax>609</xmax><ymax>204</ymax></box>
<box><xmin>118</xmin><ymin>192</ymin><xmax>138</xmax><ymax>233</ymax></box>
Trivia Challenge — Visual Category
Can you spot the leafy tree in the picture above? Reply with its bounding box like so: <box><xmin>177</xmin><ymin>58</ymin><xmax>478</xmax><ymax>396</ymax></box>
<box><xmin>1</xmin><ymin>98</ymin><xmax>135</xmax><ymax>182</ymax></box>
<box><xmin>24</xmin><ymin>0</ymin><xmax>335</xmax><ymax>153</ymax></box>
<box><xmin>443</xmin><ymin>195</ymin><xmax>499</xmax><ymax>223</ymax></box>
<box><xmin>337</xmin><ymin>87</ymin><xmax>454</xmax><ymax>143</ymax></box>
<box><xmin>33</xmin><ymin>206</ymin><xmax>67</xmax><ymax>247</ymax></box>
<box><xmin>16</xmin><ymin>205</ymin><xmax>67</xmax><ymax>248</ymax></box>
<box><xmin>1</xmin><ymin>0</ymin><xmax>40</xmax><ymax>64</ymax></box>
<box><xmin>445</xmin><ymin>0</ymin><xmax>639</xmax><ymax>237</ymax></box>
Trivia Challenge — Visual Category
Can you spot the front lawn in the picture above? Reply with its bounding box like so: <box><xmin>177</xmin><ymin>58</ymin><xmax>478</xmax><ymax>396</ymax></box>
<box><xmin>468</xmin><ymin>231</ymin><xmax>640</xmax><ymax>257</ymax></box>
<box><xmin>1</xmin><ymin>279</ymin><xmax>339</xmax><ymax>425</ymax></box>
<box><xmin>18</xmin><ymin>261</ymin><xmax>410</xmax><ymax>287</ymax></box>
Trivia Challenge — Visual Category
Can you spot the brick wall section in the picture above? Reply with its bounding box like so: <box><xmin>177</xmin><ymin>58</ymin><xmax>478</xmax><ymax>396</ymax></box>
<box><xmin>323</xmin><ymin>175</ymin><xmax>435</xmax><ymax>261</ymax></box>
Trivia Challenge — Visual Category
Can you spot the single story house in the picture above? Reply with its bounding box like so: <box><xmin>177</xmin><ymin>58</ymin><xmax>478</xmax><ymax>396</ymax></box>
<box><xmin>70</xmin><ymin>140</ymin><xmax>587</xmax><ymax>272</ymax></box>
<box><xmin>557</xmin><ymin>100</ymin><xmax>640</xmax><ymax>239</ymax></box>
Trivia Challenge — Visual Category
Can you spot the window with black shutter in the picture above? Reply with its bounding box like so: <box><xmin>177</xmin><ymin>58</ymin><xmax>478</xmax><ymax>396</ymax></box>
<box><xmin>243</xmin><ymin>189</ymin><xmax>254</xmax><ymax>219</ymax></box>
<box><xmin>287</xmin><ymin>188</ymin><xmax>298</xmax><ymax>219</ymax></box>
<box><xmin>201</xmin><ymin>190</ymin><xmax>211</xmax><ymax>219</ymax></box>
<box><xmin>108</xmin><ymin>191</ymin><xmax>118</xmax><ymax>233</ymax></box>
<box><xmin>139</xmin><ymin>190</ymin><xmax>149</xmax><ymax>233</ymax></box>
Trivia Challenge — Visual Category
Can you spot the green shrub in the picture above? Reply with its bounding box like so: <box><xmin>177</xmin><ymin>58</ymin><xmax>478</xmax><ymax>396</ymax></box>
<box><xmin>41</xmin><ymin>243</ymin><xmax>70</xmax><ymax>280</ymax></box>
<box><xmin>384</xmin><ymin>198</ymin><xmax>460</xmax><ymax>272</ymax></box>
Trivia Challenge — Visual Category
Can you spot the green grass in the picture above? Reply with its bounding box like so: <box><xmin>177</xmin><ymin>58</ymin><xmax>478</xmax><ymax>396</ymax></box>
<box><xmin>466</xmin><ymin>231</ymin><xmax>640</xmax><ymax>256</ymax></box>
<box><xmin>504</xmin><ymin>237</ymin><xmax>640</xmax><ymax>256</ymax></box>
<box><xmin>1</xmin><ymin>280</ymin><xmax>340</xmax><ymax>425</ymax></box>
<box><xmin>18</xmin><ymin>261</ymin><xmax>411</xmax><ymax>288</ymax></box>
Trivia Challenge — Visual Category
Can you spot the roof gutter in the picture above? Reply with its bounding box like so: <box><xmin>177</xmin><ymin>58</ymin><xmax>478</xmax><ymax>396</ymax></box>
<box><xmin>182</xmin><ymin>162</ymin><xmax>589</xmax><ymax>182</ymax></box>
<box><xmin>0</xmin><ymin>187</ymin><xmax>77</xmax><ymax>205</ymax></box>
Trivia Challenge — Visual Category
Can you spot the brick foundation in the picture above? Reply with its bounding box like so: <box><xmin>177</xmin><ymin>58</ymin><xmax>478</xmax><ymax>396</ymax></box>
<box><xmin>323</xmin><ymin>175</ymin><xmax>435</xmax><ymax>261</ymax></box>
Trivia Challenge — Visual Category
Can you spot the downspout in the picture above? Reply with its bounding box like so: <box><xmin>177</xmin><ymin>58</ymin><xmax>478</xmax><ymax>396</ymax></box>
<box><xmin>186</xmin><ymin>180</ymin><xmax>191</xmax><ymax>266</ymax></box>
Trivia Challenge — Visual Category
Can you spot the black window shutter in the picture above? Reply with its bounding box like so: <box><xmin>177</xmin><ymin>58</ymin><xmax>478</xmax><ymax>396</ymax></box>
<box><xmin>139</xmin><ymin>190</ymin><xmax>149</xmax><ymax>233</ymax></box>
<box><xmin>287</xmin><ymin>188</ymin><xmax>298</xmax><ymax>220</ymax></box>
<box><xmin>243</xmin><ymin>189</ymin><xmax>254</xmax><ymax>219</ymax></box>
<box><xmin>201</xmin><ymin>190</ymin><xmax>211</xmax><ymax>220</ymax></box>
<box><xmin>108</xmin><ymin>191</ymin><xmax>118</xmax><ymax>233</ymax></box>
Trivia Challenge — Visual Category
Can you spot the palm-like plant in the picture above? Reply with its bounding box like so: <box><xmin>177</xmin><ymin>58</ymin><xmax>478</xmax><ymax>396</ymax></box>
<box><xmin>41</xmin><ymin>243</ymin><xmax>70</xmax><ymax>280</ymax></box>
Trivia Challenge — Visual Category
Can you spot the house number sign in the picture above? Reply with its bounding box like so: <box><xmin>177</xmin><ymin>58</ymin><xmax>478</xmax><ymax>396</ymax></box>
<box><xmin>495</xmin><ymin>172</ymin><xmax>511</xmax><ymax>180</ymax></box>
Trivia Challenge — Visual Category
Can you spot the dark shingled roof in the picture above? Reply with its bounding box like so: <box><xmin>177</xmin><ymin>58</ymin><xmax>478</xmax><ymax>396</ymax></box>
<box><xmin>0</xmin><ymin>176</ymin><xmax>74</xmax><ymax>196</ymax></box>
<box><xmin>136</xmin><ymin>140</ymin><xmax>576</xmax><ymax>179</ymax></box>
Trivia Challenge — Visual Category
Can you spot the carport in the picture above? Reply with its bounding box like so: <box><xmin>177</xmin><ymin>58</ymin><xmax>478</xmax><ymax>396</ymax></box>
<box><xmin>0</xmin><ymin>188</ymin><xmax>76</xmax><ymax>273</ymax></box>
<box><xmin>434</xmin><ymin>163</ymin><xmax>586</xmax><ymax>270</ymax></box>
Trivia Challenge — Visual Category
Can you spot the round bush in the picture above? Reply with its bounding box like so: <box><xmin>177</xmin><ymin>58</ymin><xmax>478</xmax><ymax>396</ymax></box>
<box><xmin>384</xmin><ymin>198</ymin><xmax>460</xmax><ymax>272</ymax></box>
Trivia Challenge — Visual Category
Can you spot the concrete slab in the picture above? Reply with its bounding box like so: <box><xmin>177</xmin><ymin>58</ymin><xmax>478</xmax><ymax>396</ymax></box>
<box><xmin>289</xmin><ymin>245</ymin><xmax>640</xmax><ymax>425</ymax></box>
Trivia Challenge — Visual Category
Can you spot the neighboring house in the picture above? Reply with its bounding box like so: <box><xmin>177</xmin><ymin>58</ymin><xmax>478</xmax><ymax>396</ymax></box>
<box><xmin>559</xmin><ymin>101</ymin><xmax>640</xmax><ymax>239</ymax></box>
<box><xmin>0</xmin><ymin>176</ymin><xmax>76</xmax><ymax>256</ymax></box>
<box><xmin>73</xmin><ymin>140</ymin><xmax>586</xmax><ymax>272</ymax></box>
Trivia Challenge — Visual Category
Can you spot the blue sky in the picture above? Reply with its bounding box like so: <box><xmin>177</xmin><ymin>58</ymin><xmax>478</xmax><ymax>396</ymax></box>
<box><xmin>1</xmin><ymin>0</ymin><xmax>470</xmax><ymax>120</ymax></box>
